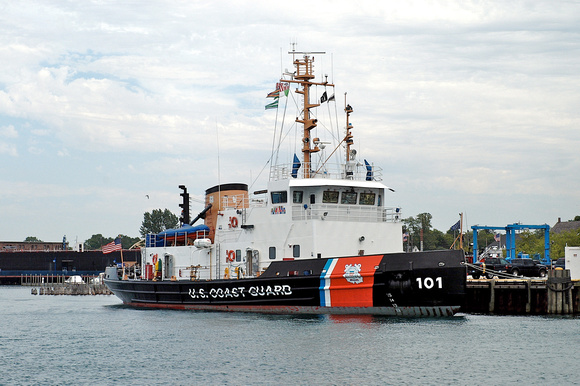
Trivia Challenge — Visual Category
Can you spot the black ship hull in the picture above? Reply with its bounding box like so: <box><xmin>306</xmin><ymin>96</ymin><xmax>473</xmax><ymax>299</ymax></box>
<box><xmin>105</xmin><ymin>250</ymin><xmax>466</xmax><ymax>316</ymax></box>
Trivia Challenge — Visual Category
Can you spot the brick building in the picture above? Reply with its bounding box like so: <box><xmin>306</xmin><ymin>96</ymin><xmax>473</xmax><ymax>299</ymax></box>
<box><xmin>0</xmin><ymin>241</ymin><xmax>68</xmax><ymax>252</ymax></box>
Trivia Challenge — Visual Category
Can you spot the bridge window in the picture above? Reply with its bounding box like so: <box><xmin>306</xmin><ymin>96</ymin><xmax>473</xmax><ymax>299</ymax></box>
<box><xmin>236</xmin><ymin>249</ymin><xmax>242</xmax><ymax>262</ymax></box>
<box><xmin>293</xmin><ymin>190</ymin><xmax>303</xmax><ymax>203</ymax></box>
<box><xmin>341</xmin><ymin>191</ymin><xmax>357</xmax><ymax>204</ymax></box>
<box><xmin>322</xmin><ymin>191</ymin><xmax>339</xmax><ymax>203</ymax></box>
<box><xmin>271</xmin><ymin>191</ymin><xmax>287</xmax><ymax>204</ymax></box>
<box><xmin>360</xmin><ymin>192</ymin><xmax>376</xmax><ymax>205</ymax></box>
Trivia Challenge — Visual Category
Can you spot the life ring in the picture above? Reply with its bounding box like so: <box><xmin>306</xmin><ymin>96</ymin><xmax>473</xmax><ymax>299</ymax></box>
<box><xmin>229</xmin><ymin>216</ymin><xmax>238</xmax><ymax>228</ymax></box>
<box><xmin>152</xmin><ymin>254</ymin><xmax>158</xmax><ymax>265</ymax></box>
<box><xmin>227</xmin><ymin>250</ymin><xmax>235</xmax><ymax>262</ymax></box>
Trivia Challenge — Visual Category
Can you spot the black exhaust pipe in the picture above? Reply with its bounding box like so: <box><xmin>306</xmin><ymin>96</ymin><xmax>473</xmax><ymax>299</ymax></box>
<box><xmin>190</xmin><ymin>203</ymin><xmax>212</xmax><ymax>225</ymax></box>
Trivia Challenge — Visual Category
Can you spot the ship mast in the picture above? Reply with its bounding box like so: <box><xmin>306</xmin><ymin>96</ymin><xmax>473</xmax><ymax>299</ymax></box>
<box><xmin>344</xmin><ymin>95</ymin><xmax>354</xmax><ymax>162</ymax></box>
<box><xmin>284</xmin><ymin>51</ymin><xmax>333</xmax><ymax>178</ymax></box>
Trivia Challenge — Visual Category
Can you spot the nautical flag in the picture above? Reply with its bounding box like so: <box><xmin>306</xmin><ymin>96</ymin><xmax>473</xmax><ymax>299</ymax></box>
<box><xmin>102</xmin><ymin>237</ymin><xmax>122</xmax><ymax>254</ymax></box>
<box><xmin>494</xmin><ymin>233</ymin><xmax>501</xmax><ymax>242</ymax></box>
<box><xmin>265</xmin><ymin>98</ymin><xmax>279</xmax><ymax>110</ymax></box>
<box><xmin>403</xmin><ymin>232</ymin><xmax>409</xmax><ymax>242</ymax></box>
<box><xmin>291</xmin><ymin>153</ymin><xmax>301</xmax><ymax>178</ymax></box>
<box><xmin>267</xmin><ymin>90</ymin><xmax>280</xmax><ymax>98</ymax></box>
<box><xmin>364</xmin><ymin>159</ymin><xmax>373</xmax><ymax>181</ymax></box>
<box><xmin>450</xmin><ymin>221</ymin><xmax>460</xmax><ymax>231</ymax></box>
<box><xmin>328</xmin><ymin>93</ymin><xmax>335</xmax><ymax>101</ymax></box>
<box><xmin>320</xmin><ymin>91</ymin><xmax>328</xmax><ymax>103</ymax></box>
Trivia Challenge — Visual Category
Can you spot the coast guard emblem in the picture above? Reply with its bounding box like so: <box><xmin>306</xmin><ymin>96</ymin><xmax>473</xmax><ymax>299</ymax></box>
<box><xmin>343</xmin><ymin>264</ymin><xmax>363</xmax><ymax>284</ymax></box>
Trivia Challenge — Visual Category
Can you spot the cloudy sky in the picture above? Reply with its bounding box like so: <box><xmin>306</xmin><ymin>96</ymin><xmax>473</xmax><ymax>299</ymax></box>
<box><xmin>1</xmin><ymin>1</ymin><xmax>579</xmax><ymax>245</ymax></box>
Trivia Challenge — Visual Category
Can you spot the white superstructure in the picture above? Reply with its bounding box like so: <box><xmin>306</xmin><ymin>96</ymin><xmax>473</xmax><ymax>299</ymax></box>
<box><xmin>142</xmin><ymin>175</ymin><xmax>403</xmax><ymax>281</ymax></box>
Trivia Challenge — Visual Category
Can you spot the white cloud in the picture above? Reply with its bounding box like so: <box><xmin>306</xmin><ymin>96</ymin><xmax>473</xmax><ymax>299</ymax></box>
<box><xmin>0</xmin><ymin>142</ymin><xmax>18</xmax><ymax>156</ymax></box>
<box><xmin>0</xmin><ymin>124</ymin><xmax>18</xmax><ymax>138</ymax></box>
<box><xmin>0</xmin><ymin>125</ymin><xmax>18</xmax><ymax>156</ymax></box>
<box><xmin>0</xmin><ymin>0</ymin><xmax>579</xmax><ymax>241</ymax></box>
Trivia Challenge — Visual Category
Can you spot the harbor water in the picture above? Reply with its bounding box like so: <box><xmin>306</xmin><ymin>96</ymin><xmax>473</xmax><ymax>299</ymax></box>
<box><xmin>1</xmin><ymin>286</ymin><xmax>578</xmax><ymax>385</ymax></box>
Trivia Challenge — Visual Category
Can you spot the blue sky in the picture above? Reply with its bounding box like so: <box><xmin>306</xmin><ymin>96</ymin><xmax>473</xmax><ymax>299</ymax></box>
<box><xmin>1</xmin><ymin>1</ymin><xmax>579</xmax><ymax>245</ymax></box>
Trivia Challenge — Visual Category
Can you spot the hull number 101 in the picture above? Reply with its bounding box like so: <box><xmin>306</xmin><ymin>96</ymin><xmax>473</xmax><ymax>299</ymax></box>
<box><xmin>416</xmin><ymin>277</ymin><xmax>443</xmax><ymax>289</ymax></box>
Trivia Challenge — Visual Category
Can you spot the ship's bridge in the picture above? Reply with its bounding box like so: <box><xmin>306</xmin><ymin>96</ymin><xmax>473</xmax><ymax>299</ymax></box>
<box><xmin>284</xmin><ymin>178</ymin><xmax>399</xmax><ymax>223</ymax></box>
<box><xmin>218</xmin><ymin>178</ymin><xmax>401</xmax><ymax>224</ymax></box>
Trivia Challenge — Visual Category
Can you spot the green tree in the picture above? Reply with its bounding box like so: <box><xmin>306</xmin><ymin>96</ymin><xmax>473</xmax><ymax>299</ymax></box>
<box><xmin>446</xmin><ymin>226</ymin><xmax>468</xmax><ymax>252</ymax></box>
<box><xmin>403</xmin><ymin>212</ymin><xmax>452</xmax><ymax>251</ymax></box>
<box><xmin>140</xmin><ymin>208</ymin><xmax>179</xmax><ymax>236</ymax></box>
<box><xmin>417</xmin><ymin>212</ymin><xmax>433</xmax><ymax>231</ymax></box>
<box><xmin>84</xmin><ymin>234</ymin><xmax>141</xmax><ymax>250</ymax></box>
<box><xmin>24</xmin><ymin>236</ymin><xmax>42</xmax><ymax>242</ymax></box>
<box><xmin>118</xmin><ymin>234</ymin><xmax>142</xmax><ymax>249</ymax></box>
<box><xmin>472</xmin><ymin>229</ymin><xmax>496</xmax><ymax>255</ymax></box>
<box><xmin>84</xmin><ymin>234</ymin><xmax>111</xmax><ymax>250</ymax></box>
<box><xmin>551</xmin><ymin>229</ymin><xmax>580</xmax><ymax>259</ymax></box>
<box><xmin>431</xmin><ymin>228</ymin><xmax>453</xmax><ymax>250</ymax></box>
<box><xmin>402</xmin><ymin>216</ymin><xmax>421</xmax><ymax>251</ymax></box>
<box><xmin>516</xmin><ymin>230</ymin><xmax>545</xmax><ymax>258</ymax></box>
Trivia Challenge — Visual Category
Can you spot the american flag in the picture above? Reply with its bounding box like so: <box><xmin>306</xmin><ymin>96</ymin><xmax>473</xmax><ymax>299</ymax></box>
<box><xmin>102</xmin><ymin>237</ymin><xmax>122</xmax><ymax>254</ymax></box>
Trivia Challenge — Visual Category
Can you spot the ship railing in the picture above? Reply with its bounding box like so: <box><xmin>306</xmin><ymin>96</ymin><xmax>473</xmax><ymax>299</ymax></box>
<box><xmin>291</xmin><ymin>204</ymin><xmax>401</xmax><ymax>223</ymax></box>
<box><xmin>220</xmin><ymin>193</ymin><xmax>248</xmax><ymax>209</ymax></box>
<box><xmin>269</xmin><ymin>162</ymin><xmax>383</xmax><ymax>181</ymax></box>
<box><xmin>145</xmin><ymin>230</ymin><xmax>210</xmax><ymax>248</ymax></box>
<box><xmin>385</xmin><ymin>207</ymin><xmax>403</xmax><ymax>222</ymax></box>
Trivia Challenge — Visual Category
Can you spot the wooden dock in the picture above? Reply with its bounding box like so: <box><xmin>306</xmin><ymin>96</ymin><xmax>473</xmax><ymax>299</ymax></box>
<box><xmin>464</xmin><ymin>269</ymin><xmax>578</xmax><ymax>315</ymax></box>
<box><xmin>22</xmin><ymin>274</ymin><xmax>112</xmax><ymax>296</ymax></box>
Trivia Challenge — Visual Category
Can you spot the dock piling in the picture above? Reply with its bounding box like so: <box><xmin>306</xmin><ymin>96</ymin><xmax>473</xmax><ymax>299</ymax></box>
<box><xmin>547</xmin><ymin>269</ymin><xmax>573</xmax><ymax>314</ymax></box>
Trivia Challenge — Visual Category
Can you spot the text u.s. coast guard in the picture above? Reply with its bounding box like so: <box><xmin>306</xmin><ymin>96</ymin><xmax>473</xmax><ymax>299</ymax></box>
<box><xmin>189</xmin><ymin>285</ymin><xmax>292</xmax><ymax>299</ymax></box>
